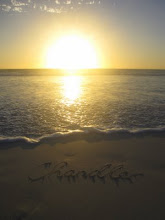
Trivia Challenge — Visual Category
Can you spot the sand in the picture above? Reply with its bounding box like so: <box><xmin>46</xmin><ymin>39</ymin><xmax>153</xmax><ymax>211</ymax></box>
<box><xmin>0</xmin><ymin>136</ymin><xmax>165</xmax><ymax>219</ymax></box>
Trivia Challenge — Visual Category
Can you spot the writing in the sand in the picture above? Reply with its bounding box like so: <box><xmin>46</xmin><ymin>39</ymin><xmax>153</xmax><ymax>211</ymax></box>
<box><xmin>28</xmin><ymin>162</ymin><xmax>143</xmax><ymax>185</ymax></box>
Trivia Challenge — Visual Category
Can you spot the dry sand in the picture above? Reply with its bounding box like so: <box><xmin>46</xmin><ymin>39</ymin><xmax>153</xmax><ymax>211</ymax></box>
<box><xmin>0</xmin><ymin>137</ymin><xmax>165</xmax><ymax>219</ymax></box>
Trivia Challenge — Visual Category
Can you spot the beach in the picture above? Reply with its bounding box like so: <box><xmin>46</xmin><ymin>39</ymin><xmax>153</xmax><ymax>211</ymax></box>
<box><xmin>1</xmin><ymin>0</ymin><xmax>165</xmax><ymax>218</ymax></box>
<box><xmin>0</xmin><ymin>70</ymin><xmax>165</xmax><ymax>219</ymax></box>
<box><xmin>0</xmin><ymin>136</ymin><xmax>165</xmax><ymax>219</ymax></box>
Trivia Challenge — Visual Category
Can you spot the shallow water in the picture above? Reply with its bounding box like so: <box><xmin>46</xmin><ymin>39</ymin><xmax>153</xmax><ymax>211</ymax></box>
<box><xmin>0</xmin><ymin>69</ymin><xmax>165</xmax><ymax>142</ymax></box>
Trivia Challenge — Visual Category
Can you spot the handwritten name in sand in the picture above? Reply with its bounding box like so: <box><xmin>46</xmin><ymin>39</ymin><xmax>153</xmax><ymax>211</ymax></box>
<box><xmin>28</xmin><ymin>162</ymin><xmax>144</xmax><ymax>186</ymax></box>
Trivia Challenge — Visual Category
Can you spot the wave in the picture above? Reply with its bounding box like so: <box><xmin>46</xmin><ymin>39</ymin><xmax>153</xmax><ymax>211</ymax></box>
<box><xmin>0</xmin><ymin>127</ymin><xmax>165</xmax><ymax>149</ymax></box>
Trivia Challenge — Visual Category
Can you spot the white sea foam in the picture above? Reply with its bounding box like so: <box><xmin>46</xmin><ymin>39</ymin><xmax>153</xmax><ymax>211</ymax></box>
<box><xmin>0</xmin><ymin>127</ymin><xmax>165</xmax><ymax>149</ymax></box>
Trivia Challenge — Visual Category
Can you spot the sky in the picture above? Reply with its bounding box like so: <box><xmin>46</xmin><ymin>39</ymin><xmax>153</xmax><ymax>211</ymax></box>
<box><xmin>0</xmin><ymin>0</ymin><xmax>165</xmax><ymax>69</ymax></box>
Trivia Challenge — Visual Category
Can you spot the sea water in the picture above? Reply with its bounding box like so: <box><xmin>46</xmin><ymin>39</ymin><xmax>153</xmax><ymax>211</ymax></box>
<box><xmin>0</xmin><ymin>69</ymin><xmax>165</xmax><ymax>145</ymax></box>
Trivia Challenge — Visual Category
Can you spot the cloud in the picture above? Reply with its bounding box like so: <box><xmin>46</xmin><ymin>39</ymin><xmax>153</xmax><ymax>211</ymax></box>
<box><xmin>0</xmin><ymin>0</ymin><xmax>102</xmax><ymax>14</ymax></box>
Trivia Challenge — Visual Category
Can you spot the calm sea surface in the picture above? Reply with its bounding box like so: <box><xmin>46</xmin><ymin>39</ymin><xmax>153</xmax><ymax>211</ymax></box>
<box><xmin>0</xmin><ymin>69</ymin><xmax>165</xmax><ymax>142</ymax></box>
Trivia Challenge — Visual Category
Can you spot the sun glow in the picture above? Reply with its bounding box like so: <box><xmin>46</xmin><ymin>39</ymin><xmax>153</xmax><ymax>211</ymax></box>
<box><xmin>46</xmin><ymin>34</ymin><xmax>99</xmax><ymax>70</ymax></box>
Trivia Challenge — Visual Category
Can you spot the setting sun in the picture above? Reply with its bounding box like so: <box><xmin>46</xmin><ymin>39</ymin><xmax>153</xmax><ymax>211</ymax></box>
<box><xmin>46</xmin><ymin>34</ymin><xmax>99</xmax><ymax>70</ymax></box>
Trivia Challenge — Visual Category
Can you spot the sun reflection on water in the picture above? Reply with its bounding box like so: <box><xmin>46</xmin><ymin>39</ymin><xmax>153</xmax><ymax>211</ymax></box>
<box><xmin>62</xmin><ymin>75</ymin><xmax>82</xmax><ymax>105</ymax></box>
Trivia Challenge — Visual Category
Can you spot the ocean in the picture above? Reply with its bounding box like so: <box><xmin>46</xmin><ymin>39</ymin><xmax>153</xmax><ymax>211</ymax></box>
<box><xmin>0</xmin><ymin>69</ymin><xmax>165</xmax><ymax>146</ymax></box>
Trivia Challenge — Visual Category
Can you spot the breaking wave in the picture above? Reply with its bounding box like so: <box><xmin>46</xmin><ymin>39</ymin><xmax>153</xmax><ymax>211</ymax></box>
<box><xmin>0</xmin><ymin>127</ymin><xmax>165</xmax><ymax>149</ymax></box>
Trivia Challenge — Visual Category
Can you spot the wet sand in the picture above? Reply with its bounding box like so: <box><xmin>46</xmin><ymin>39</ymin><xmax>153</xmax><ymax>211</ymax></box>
<box><xmin>0</xmin><ymin>137</ymin><xmax>165</xmax><ymax>220</ymax></box>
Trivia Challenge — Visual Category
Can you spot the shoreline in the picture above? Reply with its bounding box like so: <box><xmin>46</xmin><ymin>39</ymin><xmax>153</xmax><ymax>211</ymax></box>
<box><xmin>0</xmin><ymin>127</ymin><xmax>165</xmax><ymax>149</ymax></box>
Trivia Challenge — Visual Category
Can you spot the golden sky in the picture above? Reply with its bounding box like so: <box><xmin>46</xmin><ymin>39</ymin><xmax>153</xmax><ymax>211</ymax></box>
<box><xmin>0</xmin><ymin>0</ymin><xmax>165</xmax><ymax>69</ymax></box>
